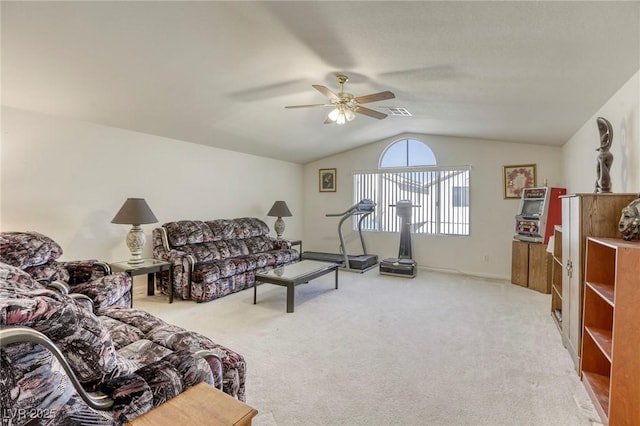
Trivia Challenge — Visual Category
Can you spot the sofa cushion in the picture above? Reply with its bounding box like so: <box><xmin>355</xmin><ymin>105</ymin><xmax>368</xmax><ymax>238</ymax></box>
<box><xmin>100</xmin><ymin>316</ymin><xmax>146</xmax><ymax>349</ymax></box>
<box><xmin>73</xmin><ymin>272</ymin><xmax>132</xmax><ymax>311</ymax></box>
<box><xmin>205</xmin><ymin>218</ymin><xmax>269</xmax><ymax>241</ymax></box>
<box><xmin>0</xmin><ymin>261</ymin><xmax>42</xmax><ymax>290</ymax></box>
<box><xmin>164</xmin><ymin>221</ymin><xmax>215</xmax><ymax>247</ymax></box>
<box><xmin>24</xmin><ymin>260</ymin><xmax>71</xmax><ymax>283</ymax></box>
<box><xmin>226</xmin><ymin>239</ymin><xmax>250</xmax><ymax>257</ymax></box>
<box><xmin>205</xmin><ymin>219</ymin><xmax>237</xmax><ymax>241</ymax></box>
<box><xmin>245</xmin><ymin>236</ymin><xmax>278</xmax><ymax>254</ymax></box>
<box><xmin>118</xmin><ymin>339</ymin><xmax>174</xmax><ymax>371</ymax></box>
<box><xmin>231</xmin><ymin>217</ymin><xmax>270</xmax><ymax>238</ymax></box>
<box><xmin>0</xmin><ymin>231</ymin><xmax>63</xmax><ymax>268</ymax></box>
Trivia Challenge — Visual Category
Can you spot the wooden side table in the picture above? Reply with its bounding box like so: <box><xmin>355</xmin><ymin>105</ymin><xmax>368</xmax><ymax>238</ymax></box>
<box><xmin>126</xmin><ymin>382</ymin><xmax>258</xmax><ymax>425</ymax></box>
<box><xmin>110</xmin><ymin>259</ymin><xmax>173</xmax><ymax>304</ymax></box>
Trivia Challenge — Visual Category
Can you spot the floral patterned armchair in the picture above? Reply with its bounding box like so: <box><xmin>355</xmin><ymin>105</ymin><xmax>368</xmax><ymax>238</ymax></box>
<box><xmin>0</xmin><ymin>231</ymin><xmax>131</xmax><ymax>310</ymax></box>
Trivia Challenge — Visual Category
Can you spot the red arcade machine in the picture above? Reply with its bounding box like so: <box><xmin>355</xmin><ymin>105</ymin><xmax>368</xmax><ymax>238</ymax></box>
<box><xmin>514</xmin><ymin>187</ymin><xmax>566</xmax><ymax>244</ymax></box>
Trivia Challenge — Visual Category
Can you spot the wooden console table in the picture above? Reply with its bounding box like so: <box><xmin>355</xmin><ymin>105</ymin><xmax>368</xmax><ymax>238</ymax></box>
<box><xmin>127</xmin><ymin>382</ymin><xmax>257</xmax><ymax>425</ymax></box>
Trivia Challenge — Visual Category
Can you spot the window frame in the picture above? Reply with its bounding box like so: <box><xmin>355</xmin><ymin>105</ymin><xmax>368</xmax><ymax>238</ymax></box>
<box><xmin>353</xmin><ymin>164</ymin><xmax>471</xmax><ymax>237</ymax></box>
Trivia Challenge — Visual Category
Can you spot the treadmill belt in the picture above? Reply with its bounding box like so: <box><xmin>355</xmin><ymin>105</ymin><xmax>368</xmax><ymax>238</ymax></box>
<box><xmin>302</xmin><ymin>251</ymin><xmax>378</xmax><ymax>270</ymax></box>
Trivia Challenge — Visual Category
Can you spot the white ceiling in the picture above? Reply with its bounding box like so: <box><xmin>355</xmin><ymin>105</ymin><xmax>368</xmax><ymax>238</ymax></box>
<box><xmin>2</xmin><ymin>1</ymin><xmax>639</xmax><ymax>164</ymax></box>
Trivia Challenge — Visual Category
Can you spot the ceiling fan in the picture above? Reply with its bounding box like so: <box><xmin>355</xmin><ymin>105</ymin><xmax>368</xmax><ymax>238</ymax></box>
<box><xmin>285</xmin><ymin>74</ymin><xmax>395</xmax><ymax>125</ymax></box>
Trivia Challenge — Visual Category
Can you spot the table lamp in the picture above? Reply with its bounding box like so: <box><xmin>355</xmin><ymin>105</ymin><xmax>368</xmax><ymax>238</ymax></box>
<box><xmin>267</xmin><ymin>201</ymin><xmax>292</xmax><ymax>238</ymax></box>
<box><xmin>111</xmin><ymin>198</ymin><xmax>158</xmax><ymax>264</ymax></box>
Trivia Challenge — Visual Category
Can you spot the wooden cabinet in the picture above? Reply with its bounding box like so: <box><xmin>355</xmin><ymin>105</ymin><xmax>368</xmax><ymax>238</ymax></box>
<box><xmin>550</xmin><ymin>226</ymin><xmax>563</xmax><ymax>331</ymax></box>
<box><xmin>559</xmin><ymin>193</ymin><xmax>636</xmax><ymax>372</ymax></box>
<box><xmin>511</xmin><ymin>240</ymin><xmax>551</xmax><ymax>293</ymax></box>
<box><xmin>581</xmin><ymin>237</ymin><xmax>640</xmax><ymax>425</ymax></box>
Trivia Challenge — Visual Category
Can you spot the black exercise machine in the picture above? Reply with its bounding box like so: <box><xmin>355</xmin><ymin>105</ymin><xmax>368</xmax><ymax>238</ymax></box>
<box><xmin>302</xmin><ymin>199</ymin><xmax>378</xmax><ymax>272</ymax></box>
<box><xmin>379</xmin><ymin>200</ymin><xmax>418</xmax><ymax>278</ymax></box>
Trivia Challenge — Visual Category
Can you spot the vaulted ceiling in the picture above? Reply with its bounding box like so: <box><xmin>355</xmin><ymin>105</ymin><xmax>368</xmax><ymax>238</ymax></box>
<box><xmin>2</xmin><ymin>1</ymin><xmax>639</xmax><ymax>164</ymax></box>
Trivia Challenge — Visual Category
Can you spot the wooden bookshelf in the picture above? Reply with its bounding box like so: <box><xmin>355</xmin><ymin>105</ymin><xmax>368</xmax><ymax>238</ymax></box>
<box><xmin>581</xmin><ymin>237</ymin><xmax>640</xmax><ymax>425</ymax></box>
<box><xmin>559</xmin><ymin>193</ymin><xmax>637</xmax><ymax>372</ymax></box>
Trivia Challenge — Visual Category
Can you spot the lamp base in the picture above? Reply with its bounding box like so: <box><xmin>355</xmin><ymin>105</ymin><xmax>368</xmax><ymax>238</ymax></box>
<box><xmin>274</xmin><ymin>217</ymin><xmax>285</xmax><ymax>239</ymax></box>
<box><xmin>126</xmin><ymin>225</ymin><xmax>146</xmax><ymax>265</ymax></box>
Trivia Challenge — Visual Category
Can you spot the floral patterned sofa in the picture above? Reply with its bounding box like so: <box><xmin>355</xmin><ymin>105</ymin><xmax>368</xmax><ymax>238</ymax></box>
<box><xmin>153</xmin><ymin>217</ymin><xmax>300</xmax><ymax>302</ymax></box>
<box><xmin>0</xmin><ymin>234</ymin><xmax>247</xmax><ymax>425</ymax></box>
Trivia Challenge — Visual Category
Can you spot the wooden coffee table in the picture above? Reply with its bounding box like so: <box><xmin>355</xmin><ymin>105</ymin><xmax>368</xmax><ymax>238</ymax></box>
<box><xmin>127</xmin><ymin>382</ymin><xmax>257</xmax><ymax>425</ymax></box>
<box><xmin>254</xmin><ymin>260</ymin><xmax>339</xmax><ymax>313</ymax></box>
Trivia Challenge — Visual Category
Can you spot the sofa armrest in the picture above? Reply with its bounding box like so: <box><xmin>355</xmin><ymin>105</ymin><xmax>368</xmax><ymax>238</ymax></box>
<box><xmin>273</xmin><ymin>238</ymin><xmax>293</xmax><ymax>250</ymax></box>
<box><xmin>47</xmin><ymin>279</ymin><xmax>71</xmax><ymax>294</ymax></box>
<box><xmin>194</xmin><ymin>349</ymin><xmax>224</xmax><ymax>391</ymax></box>
<box><xmin>69</xmin><ymin>293</ymin><xmax>95</xmax><ymax>312</ymax></box>
<box><xmin>0</xmin><ymin>326</ymin><xmax>114</xmax><ymax>411</ymax></box>
<box><xmin>153</xmin><ymin>227</ymin><xmax>197</xmax><ymax>300</ymax></box>
<box><xmin>59</xmin><ymin>259</ymin><xmax>111</xmax><ymax>285</ymax></box>
<box><xmin>72</xmin><ymin>272</ymin><xmax>133</xmax><ymax>311</ymax></box>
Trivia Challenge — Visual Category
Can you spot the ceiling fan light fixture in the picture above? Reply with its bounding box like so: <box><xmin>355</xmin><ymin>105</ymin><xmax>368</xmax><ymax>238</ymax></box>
<box><xmin>328</xmin><ymin>107</ymin><xmax>340</xmax><ymax>122</ymax></box>
<box><xmin>286</xmin><ymin>74</ymin><xmax>395</xmax><ymax>124</ymax></box>
<box><xmin>345</xmin><ymin>108</ymin><xmax>356</xmax><ymax>122</ymax></box>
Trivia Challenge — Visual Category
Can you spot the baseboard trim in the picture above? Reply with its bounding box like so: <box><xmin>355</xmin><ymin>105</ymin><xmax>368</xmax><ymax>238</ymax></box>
<box><xmin>416</xmin><ymin>265</ymin><xmax>510</xmax><ymax>282</ymax></box>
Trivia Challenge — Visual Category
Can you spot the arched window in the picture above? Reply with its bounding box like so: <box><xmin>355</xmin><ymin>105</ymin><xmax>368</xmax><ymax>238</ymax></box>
<box><xmin>380</xmin><ymin>138</ymin><xmax>436</xmax><ymax>168</ymax></box>
<box><xmin>354</xmin><ymin>138</ymin><xmax>470</xmax><ymax>236</ymax></box>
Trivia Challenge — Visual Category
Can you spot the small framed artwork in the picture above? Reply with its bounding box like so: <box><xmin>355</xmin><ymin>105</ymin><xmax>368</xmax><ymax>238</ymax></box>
<box><xmin>319</xmin><ymin>168</ymin><xmax>337</xmax><ymax>192</ymax></box>
<box><xmin>503</xmin><ymin>164</ymin><xmax>537</xmax><ymax>199</ymax></box>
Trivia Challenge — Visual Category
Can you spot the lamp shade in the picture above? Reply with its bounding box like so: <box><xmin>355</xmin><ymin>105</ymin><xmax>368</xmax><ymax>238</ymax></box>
<box><xmin>111</xmin><ymin>198</ymin><xmax>158</xmax><ymax>225</ymax></box>
<box><xmin>267</xmin><ymin>201</ymin><xmax>292</xmax><ymax>218</ymax></box>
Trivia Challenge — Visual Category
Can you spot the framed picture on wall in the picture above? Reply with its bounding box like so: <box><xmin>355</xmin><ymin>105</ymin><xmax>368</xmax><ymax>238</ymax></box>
<box><xmin>503</xmin><ymin>164</ymin><xmax>537</xmax><ymax>199</ymax></box>
<box><xmin>319</xmin><ymin>168</ymin><xmax>337</xmax><ymax>192</ymax></box>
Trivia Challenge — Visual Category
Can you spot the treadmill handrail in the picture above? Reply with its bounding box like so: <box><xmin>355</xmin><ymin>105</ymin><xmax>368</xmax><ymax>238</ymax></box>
<box><xmin>326</xmin><ymin>210</ymin><xmax>370</xmax><ymax>217</ymax></box>
<box><xmin>325</xmin><ymin>199</ymin><xmax>375</xmax><ymax>217</ymax></box>
<box><xmin>337</xmin><ymin>210</ymin><xmax>374</xmax><ymax>266</ymax></box>
<box><xmin>357</xmin><ymin>211</ymin><xmax>373</xmax><ymax>255</ymax></box>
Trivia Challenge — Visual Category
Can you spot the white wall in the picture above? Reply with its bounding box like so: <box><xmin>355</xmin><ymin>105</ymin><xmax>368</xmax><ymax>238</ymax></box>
<box><xmin>303</xmin><ymin>133</ymin><xmax>563</xmax><ymax>279</ymax></box>
<box><xmin>1</xmin><ymin>107</ymin><xmax>303</xmax><ymax>262</ymax></box>
<box><xmin>562</xmin><ymin>70</ymin><xmax>640</xmax><ymax>194</ymax></box>
<box><xmin>4</xmin><ymin>70</ymin><xmax>637</xmax><ymax>279</ymax></box>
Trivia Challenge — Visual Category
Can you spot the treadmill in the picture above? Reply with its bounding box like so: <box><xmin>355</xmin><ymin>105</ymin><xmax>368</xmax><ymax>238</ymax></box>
<box><xmin>302</xmin><ymin>199</ymin><xmax>378</xmax><ymax>272</ymax></box>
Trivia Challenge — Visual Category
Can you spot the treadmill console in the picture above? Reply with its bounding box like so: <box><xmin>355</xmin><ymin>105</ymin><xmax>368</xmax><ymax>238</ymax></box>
<box><xmin>357</xmin><ymin>199</ymin><xmax>376</xmax><ymax>212</ymax></box>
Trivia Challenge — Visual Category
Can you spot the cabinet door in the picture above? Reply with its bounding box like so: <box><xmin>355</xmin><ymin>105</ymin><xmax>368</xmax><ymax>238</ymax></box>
<box><xmin>511</xmin><ymin>240</ymin><xmax>529</xmax><ymax>287</ymax></box>
<box><xmin>561</xmin><ymin>195</ymin><xmax>583</xmax><ymax>371</ymax></box>
<box><xmin>567</xmin><ymin>196</ymin><xmax>582</xmax><ymax>366</ymax></box>
<box><xmin>561</xmin><ymin>197</ymin><xmax>572</xmax><ymax>341</ymax></box>
<box><xmin>528</xmin><ymin>243</ymin><xmax>550</xmax><ymax>293</ymax></box>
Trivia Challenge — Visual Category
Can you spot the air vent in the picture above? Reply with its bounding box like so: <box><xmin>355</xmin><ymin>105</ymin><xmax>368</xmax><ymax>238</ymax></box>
<box><xmin>384</xmin><ymin>107</ymin><xmax>412</xmax><ymax>116</ymax></box>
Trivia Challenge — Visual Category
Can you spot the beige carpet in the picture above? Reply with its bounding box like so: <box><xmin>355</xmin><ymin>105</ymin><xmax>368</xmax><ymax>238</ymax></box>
<box><xmin>133</xmin><ymin>268</ymin><xmax>601</xmax><ymax>426</ymax></box>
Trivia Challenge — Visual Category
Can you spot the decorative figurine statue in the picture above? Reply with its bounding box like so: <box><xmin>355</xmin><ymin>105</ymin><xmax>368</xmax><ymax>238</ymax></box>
<box><xmin>618</xmin><ymin>196</ymin><xmax>640</xmax><ymax>241</ymax></box>
<box><xmin>595</xmin><ymin>117</ymin><xmax>613</xmax><ymax>193</ymax></box>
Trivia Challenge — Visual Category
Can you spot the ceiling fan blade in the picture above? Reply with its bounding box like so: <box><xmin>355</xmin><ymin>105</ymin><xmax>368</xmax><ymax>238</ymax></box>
<box><xmin>323</xmin><ymin>117</ymin><xmax>336</xmax><ymax>125</ymax></box>
<box><xmin>355</xmin><ymin>106</ymin><xmax>388</xmax><ymax>120</ymax></box>
<box><xmin>284</xmin><ymin>103</ymin><xmax>332</xmax><ymax>109</ymax></box>
<box><xmin>313</xmin><ymin>85</ymin><xmax>340</xmax><ymax>102</ymax></box>
<box><xmin>354</xmin><ymin>91</ymin><xmax>395</xmax><ymax>104</ymax></box>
